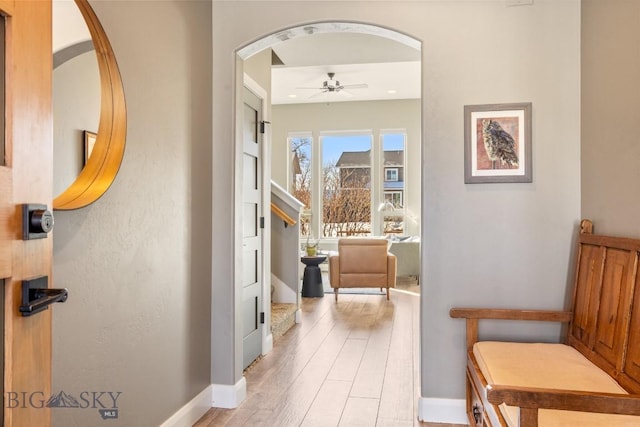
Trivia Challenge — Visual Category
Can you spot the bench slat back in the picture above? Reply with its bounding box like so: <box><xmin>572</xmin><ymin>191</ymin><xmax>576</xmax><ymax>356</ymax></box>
<box><xmin>568</xmin><ymin>221</ymin><xmax>640</xmax><ymax>393</ymax></box>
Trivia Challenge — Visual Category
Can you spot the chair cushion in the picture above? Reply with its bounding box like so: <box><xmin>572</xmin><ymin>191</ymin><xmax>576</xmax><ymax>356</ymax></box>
<box><xmin>339</xmin><ymin>239</ymin><xmax>388</xmax><ymax>275</ymax></box>
<box><xmin>474</xmin><ymin>341</ymin><xmax>639</xmax><ymax>426</ymax></box>
<box><xmin>338</xmin><ymin>273</ymin><xmax>387</xmax><ymax>288</ymax></box>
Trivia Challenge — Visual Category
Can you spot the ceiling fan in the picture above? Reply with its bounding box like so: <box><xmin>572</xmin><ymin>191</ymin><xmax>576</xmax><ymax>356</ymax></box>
<box><xmin>297</xmin><ymin>72</ymin><xmax>368</xmax><ymax>98</ymax></box>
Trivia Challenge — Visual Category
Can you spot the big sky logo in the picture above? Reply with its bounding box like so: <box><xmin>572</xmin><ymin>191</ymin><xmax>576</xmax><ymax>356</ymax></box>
<box><xmin>6</xmin><ymin>390</ymin><xmax>121</xmax><ymax>419</ymax></box>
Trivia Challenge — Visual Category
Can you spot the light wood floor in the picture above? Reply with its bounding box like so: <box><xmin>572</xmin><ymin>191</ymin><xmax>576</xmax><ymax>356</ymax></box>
<box><xmin>195</xmin><ymin>290</ymin><xmax>466</xmax><ymax>427</ymax></box>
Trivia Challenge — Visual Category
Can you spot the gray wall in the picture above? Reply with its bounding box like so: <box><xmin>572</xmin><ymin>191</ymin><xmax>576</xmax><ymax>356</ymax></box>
<box><xmin>49</xmin><ymin>1</ymin><xmax>584</xmax><ymax>424</ymax></box>
<box><xmin>271</xmin><ymin>192</ymin><xmax>302</xmax><ymax>300</ymax></box>
<box><xmin>582</xmin><ymin>0</ymin><xmax>640</xmax><ymax>238</ymax></box>
<box><xmin>213</xmin><ymin>0</ymin><xmax>581</xmax><ymax>404</ymax></box>
<box><xmin>272</xmin><ymin>99</ymin><xmax>421</xmax><ymax>237</ymax></box>
<box><xmin>420</xmin><ymin>2</ymin><xmax>580</xmax><ymax>399</ymax></box>
<box><xmin>52</xmin><ymin>2</ymin><xmax>212</xmax><ymax>426</ymax></box>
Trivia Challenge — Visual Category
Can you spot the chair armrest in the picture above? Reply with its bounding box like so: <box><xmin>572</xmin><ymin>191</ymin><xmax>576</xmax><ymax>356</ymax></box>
<box><xmin>329</xmin><ymin>255</ymin><xmax>339</xmax><ymax>287</ymax></box>
<box><xmin>387</xmin><ymin>253</ymin><xmax>396</xmax><ymax>287</ymax></box>
<box><xmin>449</xmin><ymin>308</ymin><xmax>572</xmax><ymax>350</ymax></box>
<box><xmin>487</xmin><ymin>385</ymin><xmax>640</xmax><ymax>416</ymax></box>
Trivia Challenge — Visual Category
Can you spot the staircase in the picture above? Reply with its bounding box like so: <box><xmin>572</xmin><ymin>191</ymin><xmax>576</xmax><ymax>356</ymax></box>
<box><xmin>271</xmin><ymin>303</ymin><xmax>297</xmax><ymax>340</ymax></box>
<box><xmin>270</xmin><ymin>181</ymin><xmax>305</xmax><ymax>341</ymax></box>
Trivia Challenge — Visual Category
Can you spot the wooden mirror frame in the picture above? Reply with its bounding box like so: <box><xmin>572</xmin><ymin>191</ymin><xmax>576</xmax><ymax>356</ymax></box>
<box><xmin>53</xmin><ymin>0</ymin><xmax>126</xmax><ymax>210</ymax></box>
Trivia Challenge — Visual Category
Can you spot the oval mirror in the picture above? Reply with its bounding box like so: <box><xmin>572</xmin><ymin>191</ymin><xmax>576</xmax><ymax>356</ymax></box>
<box><xmin>53</xmin><ymin>0</ymin><xmax>126</xmax><ymax>210</ymax></box>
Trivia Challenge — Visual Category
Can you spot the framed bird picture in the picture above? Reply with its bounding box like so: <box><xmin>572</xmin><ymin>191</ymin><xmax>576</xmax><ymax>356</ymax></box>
<box><xmin>464</xmin><ymin>102</ymin><xmax>532</xmax><ymax>183</ymax></box>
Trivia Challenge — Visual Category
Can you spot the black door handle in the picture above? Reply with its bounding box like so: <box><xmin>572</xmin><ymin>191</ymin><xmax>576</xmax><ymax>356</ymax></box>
<box><xmin>19</xmin><ymin>276</ymin><xmax>68</xmax><ymax>317</ymax></box>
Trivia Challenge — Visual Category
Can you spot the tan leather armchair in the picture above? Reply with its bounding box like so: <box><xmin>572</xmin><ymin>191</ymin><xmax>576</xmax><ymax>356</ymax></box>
<box><xmin>329</xmin><ymin>238</ymin><xmax>397</xmax><ymax>301</ymax></box>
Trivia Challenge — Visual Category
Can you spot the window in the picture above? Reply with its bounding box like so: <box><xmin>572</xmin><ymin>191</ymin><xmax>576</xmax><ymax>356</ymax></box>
<box><xmin>385</xmin><ymin>168</ymin><xmax>398</xmax><ymax>182</ymax></box>
<box><xmin>290</xmin><ymin>135</ymin><xmax>312</xmax><ymax>237</ymax></box>
<box><xmin>292</xmin><ymin>130</ymin><xmax>408</xmax><ymax>241</ymax></box>
<box><xmin>381</xmin><ymin>133</ymin><xmax>405</xmax><ymax>234</ymax></box>
<box><xmin>321</xmin><ymin>134</ymin><xmax>372</xmax><ymax>237</ymax></box>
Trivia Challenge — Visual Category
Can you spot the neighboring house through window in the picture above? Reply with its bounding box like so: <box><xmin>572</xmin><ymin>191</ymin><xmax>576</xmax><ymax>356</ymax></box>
<box><xmin>290</xmin><ymin>130</ymin><xmax>407</xmax><ymax>240</ymax></box>
<box><xmin>325</xmin><ymin>134</ymin><xmax>372</xmax><ymax>237</ymax></box>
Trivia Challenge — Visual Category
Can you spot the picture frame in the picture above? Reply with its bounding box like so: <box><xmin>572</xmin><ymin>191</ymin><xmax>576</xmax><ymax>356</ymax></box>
<box><xmin>464</xmin><ymin>102</ymin><xmax>532</xmax><ymax>183</ymax></box>
<box><xmin>84</xmin><ymin>130</ymin><xmax>97</xmax><ymax>164</ymax></box>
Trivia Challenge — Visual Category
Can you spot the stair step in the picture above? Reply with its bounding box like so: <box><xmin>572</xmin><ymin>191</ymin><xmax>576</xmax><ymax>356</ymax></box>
<box><xmin>271</xmin><ymin>303</ymin><xmax>297</xmax><ymax>340</ymax></box>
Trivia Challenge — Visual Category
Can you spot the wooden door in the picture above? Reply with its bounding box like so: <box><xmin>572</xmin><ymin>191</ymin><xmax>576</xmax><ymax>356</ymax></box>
<box><xmin>0</xmin><ymin>1</ymin><xmax>54</xmax><ymax>425</ymax></box>
<box><xmin>242</xmin><ymin>87</ymin><xmax>263</xmax><ymax>369</ymax></box>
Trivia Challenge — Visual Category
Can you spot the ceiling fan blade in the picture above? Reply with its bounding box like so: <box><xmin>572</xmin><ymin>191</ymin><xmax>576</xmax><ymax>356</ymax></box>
<box><xmin>337</xmin><ymin>90</ymin><xmax>354</xmax><ymax>98</ymax></box>
<box><xmin>341</xmin><ymin>83</ymin><xmax>368</xmax><ymax>89</ymax></box>
<box><xmin>296</xmin><ymin>86</ymin><xmax>324</xmax><ymax>90</ymax></box>
<box><xmin>308</xmin><ymin>90</ymin><xmax>328</xmax><ymax>99</ymax></box>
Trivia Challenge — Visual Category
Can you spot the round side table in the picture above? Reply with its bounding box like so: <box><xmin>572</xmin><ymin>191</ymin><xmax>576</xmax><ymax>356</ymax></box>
<box><xmin>300</xmin><ymin>255</ymin><xmax>326</xmax><ymax>297</ymax></box>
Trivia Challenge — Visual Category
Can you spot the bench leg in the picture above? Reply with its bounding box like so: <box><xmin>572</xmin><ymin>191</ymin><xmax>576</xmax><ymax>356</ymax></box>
<box><xmin>520</xmin><ymin>408</ymin><xmax>539</xmax><ymax>427</ymax></box>
<box><xmin>334</xmin><ymin>288</ymin><xmax>338</xmax><ymax>302</ymax></box>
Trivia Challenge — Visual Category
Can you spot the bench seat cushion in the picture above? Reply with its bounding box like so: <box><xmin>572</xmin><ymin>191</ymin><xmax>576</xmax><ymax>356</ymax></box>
<box><xmin>473</xmin><ymin>341</ymin><xmax>640</xmax><ymax>426</ymax></box>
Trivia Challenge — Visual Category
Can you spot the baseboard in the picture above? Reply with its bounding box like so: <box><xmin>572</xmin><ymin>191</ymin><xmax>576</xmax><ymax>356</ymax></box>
<box><xmin>262</xmin><ymin>332</ymin><xmax>273</xmax><ymax>355</ymax></box>
<box><xmin>159</xmin><ymin>385</ymin><xmax>212</xmax><ymax>427</ymax></box>
<box><xmin>211</xmin><ymin>377</ymin><xmax>247</xmax><ymax>409</ymax></box>
<box><xmin>418</xmin><ymin>397</ymin><xmax>467</xmax><ymax>424</ymax></box>
<box><xmin>295</xmin><ymin>308</ymin><xmax>302</xmax><ymax>323</ymax></box>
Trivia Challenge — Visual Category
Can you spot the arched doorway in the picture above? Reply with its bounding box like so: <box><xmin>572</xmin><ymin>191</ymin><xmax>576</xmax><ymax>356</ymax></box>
<box><xmin>219</xmin><ymin>20</ymin><xmax>423</xmax><ymax>408</ymax></box>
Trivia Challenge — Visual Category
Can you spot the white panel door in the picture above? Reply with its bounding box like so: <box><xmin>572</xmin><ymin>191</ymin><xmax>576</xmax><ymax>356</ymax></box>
<box><xmin>242</xmin><ymin>87</ymin><xmax>262</xmax><ymax>369</ymax></box>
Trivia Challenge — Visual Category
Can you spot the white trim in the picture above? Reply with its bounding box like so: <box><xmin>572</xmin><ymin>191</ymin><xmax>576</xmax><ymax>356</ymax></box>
<box><xmin>288</xmin><ymin>130</ymin><xmax>313</xmax><ymax>138</ymax></box>
<box><xmin>212</xmin><ymin>377</ymin><xmax>247</xmax><ymax>409</ymax></box>
<box><xmin>295</xmin><ymin>308</ymin><xmax>302</xmax><ymax>323</ymax></box>
<box><xmin>237</xmin><ymin>22</ymin><xmax>421</xmax><ymax>60</ymax></box>
<box><xmin>159</xmin><ymin>385</ymin><xmax>212</xmax><ymax>427</ymax></box>
<box><xmin>243</xmin><ymin>74</ymin><xmax>265</xmax><ymax>100</ymax></box>
<box><xmin>417</xmin><ymin>397</ymin><xmax>467</xmax><ymax>424</ymax></box>
<box><xmin>319</xmin><ymin>128</ymin><xmax>372</xmax><ymax>137</ymax></box>
<box><xmin>271</xmin><ymin>180</ymin><xmax>304</xmax><ymax>212</ymax></box>
<box><xmin>262</xmin><ymin>332</ymin><xmax>273</xmax><ymax>355</ymax></box>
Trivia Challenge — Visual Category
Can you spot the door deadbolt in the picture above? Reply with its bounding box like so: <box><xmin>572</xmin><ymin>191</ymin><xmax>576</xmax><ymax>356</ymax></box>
<box><xmin>31</xmin><ymin>209</ymin><xmax>54</xmax><ymax>233</ymax></box>
<box><xmin>22</xmin><ymin>204</ymin><xmax>54</xmax><ymax>240</ymax></box>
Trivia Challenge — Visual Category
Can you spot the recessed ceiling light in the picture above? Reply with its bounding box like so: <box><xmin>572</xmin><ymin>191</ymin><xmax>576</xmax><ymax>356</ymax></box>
<box><xmin>387</xmin><ymin>89</ymin><xmax>397</xmax><ymax>94</ymax></box>
<box><xmin>288</xmin><ymin>94</ymin><xmax>297</xmax><ymax>98</ymax></box>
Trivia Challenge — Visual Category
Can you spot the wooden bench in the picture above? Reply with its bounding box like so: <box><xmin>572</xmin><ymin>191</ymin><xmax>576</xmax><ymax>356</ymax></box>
<box><xmin>450</xmin><ymin>220</ymin><xmax>640</xmax><ymax>426</ymax></box>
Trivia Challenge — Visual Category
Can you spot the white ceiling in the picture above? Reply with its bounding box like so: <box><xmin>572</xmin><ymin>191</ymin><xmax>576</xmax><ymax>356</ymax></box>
<box><xmin>52</xmin><ymin>8</ymin><xmax>423</xmax><ymax>106</ymax></box>
<box><xmin>271</xmin><ymin>32</ymin><xmax>421</xmax><ymax>105</ymax></box>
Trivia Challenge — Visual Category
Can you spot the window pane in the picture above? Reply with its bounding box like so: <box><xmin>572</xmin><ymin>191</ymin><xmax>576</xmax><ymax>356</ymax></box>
<box><xmin>382</xmin><ymin>134</ymin><xmax>405</xmax><ymax>234</ymax></box>
<box><xmin>290</xmin><ymin>136</ymin><xmax>312</xmax><ymax>237</ymax></box>
<box><xmin>382</xmin><ymin>134</ymin><xmax>405</xmax><ymax>208</ymax></box>
<box><xmin>322</xmin><ymin>135</ymin><xmax>372</xmax><ymax>237</ymax></box>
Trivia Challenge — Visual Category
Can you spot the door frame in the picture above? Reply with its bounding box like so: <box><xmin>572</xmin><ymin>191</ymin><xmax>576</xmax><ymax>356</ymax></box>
<box><xmin>232</xmin><ymin>68</ymin><xmax>273</xmax><ymax>379</ymax></box>
<box><xmin>221</xmin><ymin>22</ymin><xmax>421</xmax><ymax>409</ymax></box>
<box><xmin>243</xmin><ymin>74</ymin><xmax>273</xmax><ymax>358</ymax></box>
